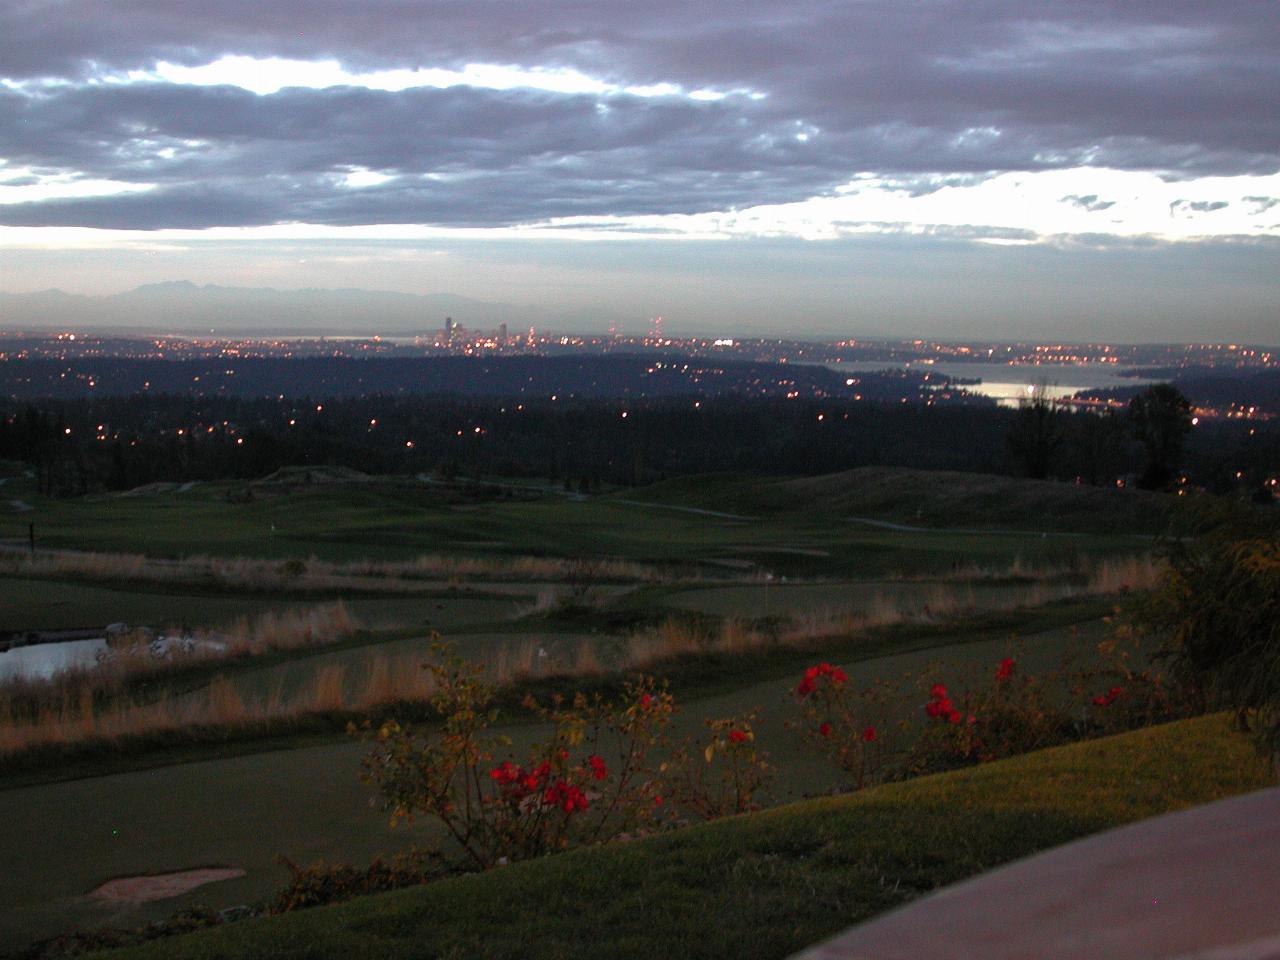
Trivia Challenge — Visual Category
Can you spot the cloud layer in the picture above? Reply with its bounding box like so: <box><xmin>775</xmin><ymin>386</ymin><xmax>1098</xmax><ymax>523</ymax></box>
<box><xmin>0</xmin><ymin>1</ymin><xmax>1277</xmax><ymax>233</ymax></box>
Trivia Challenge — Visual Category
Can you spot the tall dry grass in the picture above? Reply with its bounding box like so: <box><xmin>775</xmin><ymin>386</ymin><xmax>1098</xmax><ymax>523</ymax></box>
<box><xmin>0</xmin><ymin>646</ymin><xmax>445</xmax><ymax>759</ymax></box>
<box><xmin>0</xmin><ymin>553</ymin><xmax>1164</xmax><ymax>762</ymax></box>
<box><xmin>0</xmin><ymin>602</ymin><xmax>359</xmax><ymax>730</ymax></box>
<box><xmin>0</xmin><ymin>547</ymin><xmax>672</xmax><ymax>594</ymax></box>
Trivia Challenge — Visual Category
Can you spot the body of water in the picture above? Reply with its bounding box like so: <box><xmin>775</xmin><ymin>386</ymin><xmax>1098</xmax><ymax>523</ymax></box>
<box><xmin>0</xmin><ymin>635</ymin><xmax>224</xmax><ymax>682</ymax></box>
<box><xmin>0</xmin><ymin>637</ymin><xmax>109</xmax><ymax>682</ymax></box>
<box><xmin>828</xmin><ymin>361</ymin><xmax>1160</xmax><ymax>407</ymax></box>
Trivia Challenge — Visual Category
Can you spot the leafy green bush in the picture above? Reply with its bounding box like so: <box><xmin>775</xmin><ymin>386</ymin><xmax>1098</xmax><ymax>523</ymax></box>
<box><xmin>1133</xmin><ymin>509</ymin><xmax>1280</xmax><ymax>759</ymax></box>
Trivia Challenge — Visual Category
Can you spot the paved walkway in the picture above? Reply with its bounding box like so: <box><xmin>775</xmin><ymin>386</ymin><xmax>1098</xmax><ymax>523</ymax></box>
<box><xmin>793</xmin><ymin>787</ymin><xmax>1280</xmax><ymax>960</ymax></box>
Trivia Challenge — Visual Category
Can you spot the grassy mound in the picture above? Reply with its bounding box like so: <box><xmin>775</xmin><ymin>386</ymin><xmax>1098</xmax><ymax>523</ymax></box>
<box><xmin>627</xmin><ymin>466</ymin><xmax>1174</xmax><ymax>533</ymax></box>
<box><xmin>87</xmin><ymin>714</ymin><xmax>1269</xmax><ymax>960</ymax></box>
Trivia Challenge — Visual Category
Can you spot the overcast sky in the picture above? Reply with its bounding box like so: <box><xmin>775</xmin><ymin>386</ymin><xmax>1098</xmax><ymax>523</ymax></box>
<box><xmin>1</xmin><ymin>1</ymin><xmax>1277</xmax><ymax>341</ymax></box>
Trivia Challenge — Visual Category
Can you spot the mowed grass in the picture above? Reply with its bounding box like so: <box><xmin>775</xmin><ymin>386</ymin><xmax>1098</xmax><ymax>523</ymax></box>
<box><xmin>622</xmin><ymin>466</ymin><xmax>1177</xmax><ymax>534</ymax></box>
<box><xmin>4</xmin><ymin>474</ymin><xmax>1149</xmax><ymax>579</ymax></box>
<box><xmin>86</xmin><ymin>715</ymin><xmax>1271</xmax><ymax>960</ymax></box>
<box><xmin>0</xmin><ymin>577</ymin><xmax>526</xmax><ymax>633</ymax></box>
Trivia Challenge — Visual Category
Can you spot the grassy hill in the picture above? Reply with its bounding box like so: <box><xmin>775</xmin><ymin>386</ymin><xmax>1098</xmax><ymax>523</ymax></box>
<box><xmin>624</xmin><ymin>466</ymin><xmax>1176</xmax><ymax>533</ymax></box>
<box><xmin>84</xmin><ymin>715</ymin><xmax>1269</xmax><ymax>960</ymax></box>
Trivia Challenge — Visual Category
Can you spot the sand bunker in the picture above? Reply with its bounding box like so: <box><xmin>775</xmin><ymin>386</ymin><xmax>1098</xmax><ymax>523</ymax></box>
<box><xmin>89</xmin><ymin>867</ymin><xmax>246</xmax><ymax>903</ymax></box>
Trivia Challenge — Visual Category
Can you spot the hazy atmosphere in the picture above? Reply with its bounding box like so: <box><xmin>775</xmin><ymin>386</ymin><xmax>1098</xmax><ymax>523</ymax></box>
<box><xmin>1</xmin><ymin>2</ymin><xmax>1278</xmax><ymax>338</ymax></box>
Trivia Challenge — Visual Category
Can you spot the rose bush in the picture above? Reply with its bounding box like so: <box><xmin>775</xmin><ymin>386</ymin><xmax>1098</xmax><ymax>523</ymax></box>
<box><xmin>361</xmin><ymin>643</ymin><xmax>673</xmax><ymax>869</ymax></box>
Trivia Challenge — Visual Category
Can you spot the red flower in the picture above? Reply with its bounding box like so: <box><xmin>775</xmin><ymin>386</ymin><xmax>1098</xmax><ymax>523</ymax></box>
<box><xmin>995</xmin><ymin>658</ymin><xmax>1015</xmax><ymax>682</ymax></box>
<box><xmin>862</xmin><ymin>726</ymin><xmax>876</xmax><ymax>742</ymax></box>
<box><xmin>930</xmin><ymin>684</ymin><xmax>948</xmax><ymax>700</ymax></box>
<box><xmin>638</xmin><ymin>693</ymin><xmax>654</xmax><ymax>710</ymax></box>
<box><xmin>542</xmin><ymin>780</ymin><xmax>589</xmax><ymax>813</ymax></box>
<box><xmin>489</xmin><ymin>761</ymin><xmax>521</xmax><ymax>785</ymax></box>
<box><xmin>1092</xmin><ymin>686</ymin><xmax>1126</xmax><ymax>707</ymax></box>
<box><xmin>728</xmin><ymin>729</ymin><xmax>749</xmax><ymax>744</ymax></box>
<box><xmin>796</xmin><ymin>677</ymin><xmax>816</xmax><ymax>697</ymax></box>
<box><xmin>830</xmin><ymin>667</ymin><xmax>848</xmax><ymax>686</ymax></box>
<box><xmin>586</xmin><ymin>754</ymin><xmax>608</xmax><ymax>781</ymax></box>
<box><xmin>653</xmin><ymin>795</ymin><xmax>663</xmax><ymax>806</ymax></box>
<box><xmin>947</xmin><ymin>709</ymin><xmax>963</xmax><ymax>725</ymax></box>
<box><xmin>818</xmin><ymin>721</ymin><xmax>832</xmax><ymax>737</ymax></box>
<box><xmin>926</xmin><ymin>692</ymin><xmax>955</xmax><ymax>720</ymax></box>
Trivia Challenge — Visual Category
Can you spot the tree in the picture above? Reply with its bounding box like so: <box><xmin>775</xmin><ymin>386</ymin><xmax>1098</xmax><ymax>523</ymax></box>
<box><xmin>1128</xmin><ymin>384</ymin><xmax>1191</xmax><ymax>490</ymax></box>
<box><xmin>1007</xmin><ymin>386</ymin><xmax>1063</xmax><ymax>480</ymax></box>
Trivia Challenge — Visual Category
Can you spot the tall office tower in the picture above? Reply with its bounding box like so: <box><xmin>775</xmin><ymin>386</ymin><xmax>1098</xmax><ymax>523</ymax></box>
<box><xmin>444</xmin><ymin>316</ymin><xmax>456</xmax><ymax>339</ymax></box>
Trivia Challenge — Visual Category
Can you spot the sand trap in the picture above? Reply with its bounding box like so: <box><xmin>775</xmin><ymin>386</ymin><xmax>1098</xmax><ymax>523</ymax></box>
<box><xmin>89</xmin><ymin>867</ymin><xmax>246</xmax><ymax>903</ymax></box>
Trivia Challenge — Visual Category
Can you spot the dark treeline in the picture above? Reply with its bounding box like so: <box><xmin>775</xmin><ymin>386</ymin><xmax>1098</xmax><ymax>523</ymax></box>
<box><xmin>2</xmin><ymin>393</ymin><xmax>1276</xmax><ymax>500</ymax></box>
<box><xmin>1097</xmin><ymin>368</ymin><xmax>1280</xmax><ymax>412</ymax></box>
<box><xmin>0</xmin><ymin>355</ymin><xmax>947</xmax><ymax>402</ymax></box>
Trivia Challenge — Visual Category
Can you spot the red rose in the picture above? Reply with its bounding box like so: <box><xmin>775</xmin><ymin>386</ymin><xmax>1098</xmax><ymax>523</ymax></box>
<box><xmin>930</xmin><ymin>684</ymin><xmax>948</xmax><ymax>700</ymax></box>
<box><xmin>587</xmin><ymin>754</ymin><xmax>608</xmax><ymax>781</ymax></box>
<box><xmin>728</xmin><ymin>729</ymin><xmax>749</xmax><ymax>744</ymax></box>
<box><xmin>862</xmin><ymin>726</ymin><xmax>876</xmax><ymax>742</ymax></box>
<box><xmin>489</xmin><ymin>761</ymin><xmax>521</xmax><ymax>785</ymax></box>
<box><xmin>995</xmin><ymin>658</ymin><xmax>1015</xmax><ymax>682</ymax></box>
<box><xmin>818</xmin><ymin>722</ymin><xmax>832</xmax><ymax>737</ymax></box>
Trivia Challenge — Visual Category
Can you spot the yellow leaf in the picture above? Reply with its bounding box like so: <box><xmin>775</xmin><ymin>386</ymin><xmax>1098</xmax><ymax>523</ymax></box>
<box><xmin>704</xmin><ymin>744</ymin><xmax>716</xmax><ymax>763</ymax></box>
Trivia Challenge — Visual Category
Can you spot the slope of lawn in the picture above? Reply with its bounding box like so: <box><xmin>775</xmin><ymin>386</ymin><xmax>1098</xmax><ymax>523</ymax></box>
<box><xmin>626</xmin><ymin>466</ymin><xmax>1175</xmax><ymax>534</ymax></box>
<box><xmin>88</xmin><ymin>714</ymin><xmax>1271</xmax><ymax>960</ymax></box>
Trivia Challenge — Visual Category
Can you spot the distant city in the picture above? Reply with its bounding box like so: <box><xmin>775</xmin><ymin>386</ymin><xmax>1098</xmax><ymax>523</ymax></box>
<box><xmin>0</xmin><ymin>326</ymin><xmax>1275</xmax><ymax>420</ymax></box>
<box><xmin>1</xmin><ymin>324</ymin><xmax>1275</xmax><ymax>368</ymax></box>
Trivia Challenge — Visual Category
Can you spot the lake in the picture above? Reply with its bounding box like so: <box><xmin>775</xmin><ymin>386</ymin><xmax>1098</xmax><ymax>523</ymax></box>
<box><xmin>827</xmin><ymin>360</ymin><xmax>1161</xmax><ymax>406</ymax></box>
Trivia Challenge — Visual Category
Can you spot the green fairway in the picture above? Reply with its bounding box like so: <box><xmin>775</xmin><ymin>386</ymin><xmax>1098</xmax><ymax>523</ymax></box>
<box><xmin>78</xmin><ymin>714</ymin><xmax>1270</xmax><ymax>960</ymax></box>
<box><xmin>658</xmin><ymin>578</ymin><xmax>1082</xmax><ymax>620</ymax></box>
<box><xmin>0</xmin><ymin>577</ymin><xmax>528</xmax><ymax>633</ymax></box>
<box><xmin>3</xmin><ymin>475</ymin><xmax>1150</xmax><ymax>580</ymax></box>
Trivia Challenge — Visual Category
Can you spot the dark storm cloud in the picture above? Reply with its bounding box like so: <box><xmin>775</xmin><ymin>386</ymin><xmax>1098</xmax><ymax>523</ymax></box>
<box><xmin>1</xmin><ymin>1</ymin><xmax>1277</xmax><ymax>229</ymax></box>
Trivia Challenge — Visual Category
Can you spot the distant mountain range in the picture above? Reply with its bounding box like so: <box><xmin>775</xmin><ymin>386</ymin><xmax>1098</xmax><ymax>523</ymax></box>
<box><xmin>0</xmin><ymin>281</ymin><xmax>619</xmax><ymax>335</ymax></box>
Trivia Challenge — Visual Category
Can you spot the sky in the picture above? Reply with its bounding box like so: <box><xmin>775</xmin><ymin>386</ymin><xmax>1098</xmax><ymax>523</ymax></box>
<box><xmin>0</xmin><ymin>1</ymin><xmax>1277</xmax><ymax>341</ymax></box>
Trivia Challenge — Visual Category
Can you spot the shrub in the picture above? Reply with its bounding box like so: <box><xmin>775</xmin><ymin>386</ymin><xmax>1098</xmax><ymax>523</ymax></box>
<box><xmin>360</xmin><ymin>643</ymin><xmax>673</xmax><ymax>870</ymax></box>
<box><xmin>662</xmin><ymin>712</ymin><xmax>775</xmax><ymax>818</ymax></box>
<box><xmin>796</xmin><ymin>637</ymin><xmax>1201</xmax><ymax>782</ymax></box>
<box><xmin>791</xmin><ymin>663</ymin><xmax>899</xmax><ymax>789</ymax></box>
<box><xmin>1131</xmin><ymin>508</ymin><xmax>1280</xmax><ymax>760</ymax></box>
<box><xmin>269</xmin><ymin>853</ymin><xmax>444</xmax><ymax>914</ymax></box>
<box><xmin>906</xmin><ymin>660</ymin><xmax>1073</xmax><ymax>771</ymax></box>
